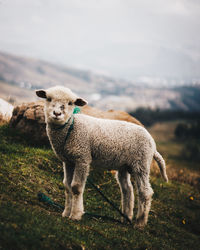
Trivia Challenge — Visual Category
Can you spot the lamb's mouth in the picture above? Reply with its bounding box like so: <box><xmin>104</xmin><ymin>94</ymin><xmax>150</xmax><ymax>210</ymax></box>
<box><xmin>51</xmin><ymin>116</ymin><xmax>63</xmax><ymax>123</ymax></box>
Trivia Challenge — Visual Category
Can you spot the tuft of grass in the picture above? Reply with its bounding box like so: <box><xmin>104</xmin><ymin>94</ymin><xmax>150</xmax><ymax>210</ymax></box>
<box><xmin>0</xmin><ymin>124</ymin><xmax>200</xmax><ymax>249</ymax></box>
<box><xmin>0</xmin><ymin>114</ymin><xmax>10</xmax><ymax>125</ymax></box>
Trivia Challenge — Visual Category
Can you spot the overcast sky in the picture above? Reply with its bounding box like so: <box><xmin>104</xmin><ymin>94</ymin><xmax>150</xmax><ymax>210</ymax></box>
<box><xmin>0</xmin><ymin>0</ymin><xmax>200</xmax><ymax>82</ymax></box>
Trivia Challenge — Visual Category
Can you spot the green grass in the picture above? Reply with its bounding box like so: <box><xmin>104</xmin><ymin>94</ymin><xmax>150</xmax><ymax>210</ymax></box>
<box><xmin>0</xmin><ymin>124</ymin><xmax>200</xmax><ymax>249</ymax></box>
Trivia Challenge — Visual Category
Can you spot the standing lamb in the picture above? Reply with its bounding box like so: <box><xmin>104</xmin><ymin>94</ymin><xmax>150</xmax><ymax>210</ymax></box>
<box><xmin>36</xmin><ymin>86</ymin><xmax>168</xmax><ymax>228</ymax></box>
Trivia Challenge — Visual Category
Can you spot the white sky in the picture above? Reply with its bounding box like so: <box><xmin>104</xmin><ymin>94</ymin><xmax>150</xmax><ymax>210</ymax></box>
<box><xmin>0</xmin><ymin>0</ymin><xmax>200</xmax><ymax>81</ymax></box>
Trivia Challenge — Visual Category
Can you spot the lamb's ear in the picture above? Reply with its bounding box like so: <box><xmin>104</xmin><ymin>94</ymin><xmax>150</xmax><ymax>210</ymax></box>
<box><xmin>36</xmin><ymin>90</ymin><xmax>47</xmax><ymax>99</ymax></box>
<box><xmin>74</xmin><ymin>98</ymin><xmax>88</xmax><ymax>106</ymax></box>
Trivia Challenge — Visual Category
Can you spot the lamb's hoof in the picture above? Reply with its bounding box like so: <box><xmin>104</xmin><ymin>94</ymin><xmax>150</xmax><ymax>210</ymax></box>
<box><xmin>69</xmin><ymin>212</ymin><xmax>84</xmax><ymax>221</ymax></box>
<box><xmin>121</xmin><ymin>216</ymin><xmax>132</xmax><ymax>224</ymax></box>
<box><xmin>62</xmin><ymin>210</ymin><xmax>70</xmax><ymax>218</ymax></box>
<box><xmin>134</xmin><ymin>218</ymin><xmax>146</xmax><ymax>230</ymax></box>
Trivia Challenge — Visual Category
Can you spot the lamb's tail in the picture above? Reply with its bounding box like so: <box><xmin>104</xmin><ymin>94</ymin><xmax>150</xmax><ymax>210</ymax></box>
<box><xmin>153</xmin><ymin>151</ymin><xmax>168</xmax><ymax>182</ymax></box>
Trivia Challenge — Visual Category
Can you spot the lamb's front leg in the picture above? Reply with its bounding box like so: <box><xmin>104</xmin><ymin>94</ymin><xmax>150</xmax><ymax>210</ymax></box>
<box><xmin>69</xmin><ymin>162</ymin><xmax>90</xmax><ymax>220</ymax></box>
<box><xmin>62</xmin><ymin>162</ymin><xmax>74</xmax><ymax>218</ymax></box>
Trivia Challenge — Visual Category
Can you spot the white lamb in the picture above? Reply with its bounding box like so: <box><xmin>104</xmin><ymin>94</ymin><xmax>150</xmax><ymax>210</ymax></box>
<box><xmin>36</xmin><ymin>86</ymin><xmax>168</xmax><ymax>228</ymax></box>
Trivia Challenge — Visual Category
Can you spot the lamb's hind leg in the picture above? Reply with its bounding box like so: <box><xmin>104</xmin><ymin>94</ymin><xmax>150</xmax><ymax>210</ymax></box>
<box><xmin>117</xmin><ymin>168</ymin><xmax>134</xmax><ymax>222</ymax></box>
<box><xmin>134</xmin><ymin>168</ymin><xmax>154</xmax><ymax>229</ymax></box>
<box><xmin>62</xmin><ymin>162</ymin><xmax>74</xmax><ymax>218</ymax></box>
<box><xmin>70</xmin><ymin>162</ymin><xmax>90</xmax><ymax>220</ymax></box>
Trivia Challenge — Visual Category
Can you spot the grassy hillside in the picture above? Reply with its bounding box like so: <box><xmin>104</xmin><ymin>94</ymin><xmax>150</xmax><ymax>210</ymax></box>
<box><xmin>0</xmin><ymin>124</ymin><xmax>200</xmax><ymax>249</ymax></box>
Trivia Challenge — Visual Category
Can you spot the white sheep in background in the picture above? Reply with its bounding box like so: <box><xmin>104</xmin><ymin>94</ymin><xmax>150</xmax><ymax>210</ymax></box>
<box><xmin>36</xmin><ymin>86</ymin><xmax>168</xmax><ymax>228</ymax></box>
<box><xmin>0</xmin><ymin>98</ymin><xmax>14</xmax><ymax>122</ymax></box>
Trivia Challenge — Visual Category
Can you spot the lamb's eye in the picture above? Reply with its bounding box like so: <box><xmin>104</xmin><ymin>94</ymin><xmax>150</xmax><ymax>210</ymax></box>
<box><xmin>47</xmin><ymin>97</ymin><xmax>51</xmax><ymax>102</ymax></box>
<box><xmin>60</xmin><ymin>105</ymin><xmax>65</xmax><ymax>110</ymax></box>
<box><xmin>68</xmin><ymin>101</ymin><xmax>73</xmax><ymax>106</ymax></box>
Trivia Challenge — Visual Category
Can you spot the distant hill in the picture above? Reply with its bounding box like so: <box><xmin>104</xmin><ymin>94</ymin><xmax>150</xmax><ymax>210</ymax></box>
<box><xmin>0</xmin><ymin>51</ymin><xmax>200</xmax><ymax>111</ymax></box>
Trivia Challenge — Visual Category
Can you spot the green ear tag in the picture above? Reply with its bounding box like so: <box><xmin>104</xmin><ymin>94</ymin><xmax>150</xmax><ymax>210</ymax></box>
<box><xmin>73</xmin><ymin>107</ymin><xmax>81</xmax><ymax>114</ymax></box>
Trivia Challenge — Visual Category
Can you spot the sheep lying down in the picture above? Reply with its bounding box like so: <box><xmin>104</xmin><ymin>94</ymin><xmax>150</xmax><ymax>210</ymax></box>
<box><xmin>36</xmin><ymin>86</ymin><xmax>168</xmax><ymax>228</ymax></box>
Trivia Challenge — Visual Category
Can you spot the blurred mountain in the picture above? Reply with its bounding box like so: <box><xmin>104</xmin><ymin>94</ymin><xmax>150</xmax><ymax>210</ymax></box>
<box><xmin>0</xmin><ymin>51</ymin><xmax>200</xmax><ymax>111</ymax></box>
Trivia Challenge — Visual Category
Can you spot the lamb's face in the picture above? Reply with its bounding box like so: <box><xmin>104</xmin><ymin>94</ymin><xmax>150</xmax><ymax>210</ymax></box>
<box><xmin>45</xmin><ymin>95</ymin><xmax>74</xmax><ymax>125</ymax></box>
<box><xmin>36</xmin><ymin>86</ymin><xmax>87</xmax><ymax>125</ymax></box>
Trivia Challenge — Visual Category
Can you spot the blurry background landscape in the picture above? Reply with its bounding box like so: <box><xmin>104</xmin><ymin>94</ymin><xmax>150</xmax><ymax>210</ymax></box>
<box><xmin>0</xmin><ymin>50</ymin><xmax>200</xmax><ymax>112</ymax></box>
<box><xmin>0</xmin><ymin>0</ymin><xmax>200</xmax><ymax>112</ymax></box>
<box><xmin>0</xmin><ymin>0</ymin><xmax>200</xmax><ymax>249</ymax></box>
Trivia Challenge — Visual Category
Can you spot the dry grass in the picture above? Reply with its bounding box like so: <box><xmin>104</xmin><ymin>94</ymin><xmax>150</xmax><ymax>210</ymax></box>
<box><xmin>149</xmin><ymin>121</ymin><xmax>200</xmax><ymax>188</ymax></box>
<box><xmin>0</xmin><ymin>114</ymin><xmax>10</xmax><ymax>126</ymax></box>
<box><xmin>151</xmin><ymin>161</ymin><xmax>200</xmax><ymax>187</ymax></box>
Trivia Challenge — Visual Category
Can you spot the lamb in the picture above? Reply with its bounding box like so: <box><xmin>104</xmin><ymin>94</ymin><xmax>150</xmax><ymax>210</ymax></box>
<box><xmin>36</xmin><ymin>86</ymin><xmax>168</xmax><ymax>228</ymax></box>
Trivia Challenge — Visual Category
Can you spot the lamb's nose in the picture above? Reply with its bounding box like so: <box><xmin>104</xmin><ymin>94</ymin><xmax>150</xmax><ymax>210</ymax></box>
<box><xmin>53</xmin><ymin>111</ymin><xmax>61</xmax><ymax>117</ymax></box>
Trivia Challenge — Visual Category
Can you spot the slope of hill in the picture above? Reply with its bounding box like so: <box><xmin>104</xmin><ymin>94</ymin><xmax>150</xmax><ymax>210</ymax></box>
<box><xmin>0</xmin><ymin>124</ymin><xmax>200</xmax><ymax>249</ymax></box>
<box><xmin>0</xmin><ymin>51</ymin><xmax>200</xmax><ymax>111</ymax></box>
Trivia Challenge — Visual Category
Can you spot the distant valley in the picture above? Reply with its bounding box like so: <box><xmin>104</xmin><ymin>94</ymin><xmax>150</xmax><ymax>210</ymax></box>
<box><xmin>0</xmin><ymin>51</ymin><xmax>200</xmax><ymax>111</ymax></box>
